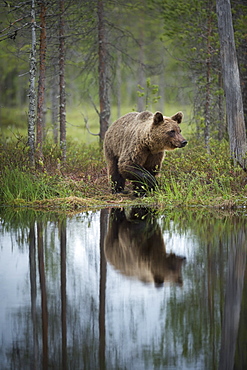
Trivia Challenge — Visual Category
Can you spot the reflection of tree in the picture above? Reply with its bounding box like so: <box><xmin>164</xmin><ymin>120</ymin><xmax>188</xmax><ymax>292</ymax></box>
<box><xmin>235</xmin><ymin>265</ymin><xmax>247</xmax><ymax>368</ymax></box>
<box><xmin>102</xmin><ymin>207</ymin><xmax>245</xmax><ymax>369</ymax></box>
<box><xmin>1</xmin><ymin>210</ymin><xmax>100</xmax><ymax>368</ymax></box>
<box><xmin>157</xmin><ymin>212</ymin><xmax>247</xmax><ymax>369</ymax></box>
<box><xmin>60</xmin><ymin>219</ymin><xmax>67</xmax><ymax>370</ymax></box>
<box><xmin>99</xmin><ymin>209</ymin><xmax>109</xmax><ymax>370</ymax></box>
<box><xmin>37</xmin><ymin>221</ymin><xmax>48</xmax><ymax>369</ymax></box>
<box><xmin>2</xmin><ymin>208</ymin><xmax>247</xmax><ymax>369</ymax></box>
<box><xmin>29</xmin><ymin>221</ymin><xmax>38</xmax><ymax>369</ymax></box>
<box><xmin>219</xmin><ymin>229</ymin><xmax>246</xmax><ymax>370</ymax></box>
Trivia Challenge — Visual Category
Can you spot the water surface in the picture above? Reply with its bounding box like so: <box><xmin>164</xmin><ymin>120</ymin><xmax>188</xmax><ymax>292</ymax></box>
<box><xmin>0</xmin><ymin>207</ymin><xmax>246</xmax><ymax>369</ymax></box>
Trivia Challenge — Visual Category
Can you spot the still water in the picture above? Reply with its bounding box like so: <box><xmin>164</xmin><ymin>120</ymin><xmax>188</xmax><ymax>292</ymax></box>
<box><xmin>0</xmin><ymin>206</ymin><xmax>246</xmax><ymax>370</ymax></box>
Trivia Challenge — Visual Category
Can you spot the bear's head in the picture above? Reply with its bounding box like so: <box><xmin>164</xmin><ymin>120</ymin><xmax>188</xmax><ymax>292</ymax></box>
<box><xmin>150</xmin><ymin>111</ymin><xmax>187</xmax><ymax>152</ymax></box>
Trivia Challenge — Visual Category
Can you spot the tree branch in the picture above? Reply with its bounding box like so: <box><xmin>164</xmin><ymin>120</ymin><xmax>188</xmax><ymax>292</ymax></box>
<box><xmin>82</xmin><ymin>113</ymin><xmax>99</xmax><ymax>137</ymax></box>
<box><xmin>89</xmin><ymin>94</ymin><xmax>100</xmax><ymax>116</ymax></box>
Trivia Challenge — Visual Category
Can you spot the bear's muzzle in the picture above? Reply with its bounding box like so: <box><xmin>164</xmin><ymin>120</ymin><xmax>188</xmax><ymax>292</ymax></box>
<box><xmin>180</xmin><ymin>140</ymin><xmax>187</xmax><ymax>148</ymax></box>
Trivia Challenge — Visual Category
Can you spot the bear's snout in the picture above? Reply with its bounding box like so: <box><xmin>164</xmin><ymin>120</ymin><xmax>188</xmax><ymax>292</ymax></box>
<box><xmin>180</xmin><ymin>140</ymin><xmax>187</xmax><ymax>148</ymax></box>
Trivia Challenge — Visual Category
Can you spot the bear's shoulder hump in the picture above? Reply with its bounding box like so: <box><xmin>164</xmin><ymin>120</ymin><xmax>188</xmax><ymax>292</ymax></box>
<box><xmin>137</xmin><ymin>111</ymin><xmax>153</xmax><ymax>122</ymax></box>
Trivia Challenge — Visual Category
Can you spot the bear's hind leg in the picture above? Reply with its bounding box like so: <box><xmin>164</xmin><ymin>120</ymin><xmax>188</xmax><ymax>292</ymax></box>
<box><xmin>111</xmin><ymin>172</ymin><xmax>126</xmax><ymax>194</ymax></box>
<box><xmin>108</xmin><ymin>157</ymin><xmax>126</xmax><ymax>194</ymax></box>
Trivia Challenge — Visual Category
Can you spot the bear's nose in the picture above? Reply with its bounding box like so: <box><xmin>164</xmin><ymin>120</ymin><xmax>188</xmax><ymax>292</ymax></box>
<box><xmin>181</xmin><ymin>140</ymin><xmax>187</xmax><ymax>147</ymax></box>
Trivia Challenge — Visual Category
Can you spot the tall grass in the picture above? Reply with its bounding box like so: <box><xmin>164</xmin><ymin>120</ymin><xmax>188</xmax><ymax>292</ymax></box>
<box><xmin>1</xmin><ymin>132</ymin><xmax>247</xmax><ymax>208</ymax></box>
<box><xmin>1</xmin><ymin>167</ymin><xmax>72</xmax><ymax>203</ymax></box>
<box><xmin>0</xmin><ymin>137</ymin><xmax>106</xmax><ymax>204</ymax></box>
<box><xmin>154</xmin><ymin>138</ymin><xmax>246</xmax><ymax>206</ymax></box>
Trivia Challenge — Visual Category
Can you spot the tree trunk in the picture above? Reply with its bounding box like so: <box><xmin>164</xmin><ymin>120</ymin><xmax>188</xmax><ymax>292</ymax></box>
<box><xmin>137</xmin><ymin>23</ymin><xmax>145</xmax><ymax>112</ymax></box>
<box><xmin>59</xmin><ymin>0</ymin><xmax>66</xmax><ymax>162</ymax></box>
<box><xmin>218</xmin><ymin>229</ymin><xmax>246</xmax><ymax>370</ymax></box>
<box><xmin>204</xmin><ymin>12</ymin><xmax>212</xmax><ymax>153</ymax></box>
<box><xmin>29</xmin><ymin>222</ymin><xmax>38</xmax><ymax>369</ymax></box>
<box><xmin>233</xmin><ymin>0</ymin><xmax>247</xmax><ymax>130</ymax></box>
<box><xmin>237</xmin><ymin>7</ymin><xmax>247</xmax><ymax>129</ymax></box>
<box><xmin>97</xmin><ymin>0</ymin><xmax>110</xmax><ymax>143</ymax></box>
<box><xmin>36</xmin><ymin>0</ymin><xmax>47</xmax><ymax>164</ymax></box>
<box><xmin>37</xmin><ymin>222</ymin><xmax>48</xmax><ymax>369</ymax></box>
<box><xmin>99</xmin><ymin>209</ymin><xmax>108</xmax><ymax>369</ymax></box>
<box><xmin>60</xmin><ymin>219</ymin><xmax>67</xmax><ymax>369</ymax></box>
<box><xmin>116</xmin><ymin>50</ymin><xmax>122</xmax><ymax>118</ymax></box>
<box><xmin>51</xmin><ymin>63</ymin><xmax>59</xmax><ymax>144</ymax></box>
<box><xmin>218</xmin><ymin>72</ymin><xmax>225</xmax><ymax>141</ymax></box>
<box><xmin>216</xmin><ymin>0</ymin><xmax>247</xmax><ymax>170</ymax></box>
<box><xmin>28</xmin><ymin>0</ymin><xmax>37</xmax><ymax>168</ymax></box>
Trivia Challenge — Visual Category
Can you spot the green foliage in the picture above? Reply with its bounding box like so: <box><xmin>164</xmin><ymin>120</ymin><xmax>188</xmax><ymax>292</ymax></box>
<box><xmin>137</xmin><ymin>78</ymin><xmax>161</xmax><ymax>110</ymax></box>
<box><xmin>0</xmin><ymin>167</ymin><xmax>72</xmax><ymax>203</ymax></box>
<box><xmin>1</xmin><ymin>135</ymin><xmax>247</xmax><ymax>209</ymax></box>
<box><xmin>153</xmin><ymin>138</ymin><xmax>246</xmax><ymax>206</ymax></box>
<box><xmin>0</xmin><ymin>137</ymin><xmax>106</xmax><ymax>205</ymax></box>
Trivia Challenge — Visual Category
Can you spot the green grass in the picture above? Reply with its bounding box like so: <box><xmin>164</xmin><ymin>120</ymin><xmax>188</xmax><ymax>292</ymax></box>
<box><xmin>0</xmin><ymin>103</ymin><xmax>192</xmax><ymax>144</ymax></box>
<box><xmin>1</xmin><ymin>166</ymin><xmax>73</xmax><ymax>203</ymax></box>
<box><xmin>1</xmin><ymin>133</ymin><xmax>247</xmax><ymax>211</ymax></box>
<box><xmin>1</xmin><ymin>104</ymin><xmax>247</xmax><ymax>211</ymax></box>
<box><xmin>152</xmin><ymin>138</ymin><xmax>247</xmax><ymax>207</ymax></box>
<box><xmin>0</xmin><ymin>137</ymin><xmax>107</xmax><ymax>206</ymax></box>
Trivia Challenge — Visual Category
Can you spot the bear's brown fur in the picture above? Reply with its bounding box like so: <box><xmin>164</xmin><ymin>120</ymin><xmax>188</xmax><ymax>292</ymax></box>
<box><xmin>104</xmin><ymin>110</ymin><xmax>187</xmax><ymax>194</ymax></box>
<box><xmin>104</xmin><ymin>208</ymin><xmax>186</xmax><ymax>287</ymax></box>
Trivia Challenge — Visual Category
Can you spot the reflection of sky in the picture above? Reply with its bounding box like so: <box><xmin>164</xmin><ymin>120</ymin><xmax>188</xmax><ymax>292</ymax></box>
<box><xmin>0</xmin><ymin>211</ymin><xmax>204</xmax><ymax>369</ymax></box>
<box><xmin>0</xmin><ymin>231</ymin><xmax>30</xmax><ymax>365</ymax></box>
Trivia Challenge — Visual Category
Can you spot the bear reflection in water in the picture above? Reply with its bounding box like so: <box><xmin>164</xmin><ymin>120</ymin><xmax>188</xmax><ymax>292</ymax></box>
<box><xmin>104</xmin><ymin>208</ymin><xmax>186</xmax><ymax>287</ymax></box>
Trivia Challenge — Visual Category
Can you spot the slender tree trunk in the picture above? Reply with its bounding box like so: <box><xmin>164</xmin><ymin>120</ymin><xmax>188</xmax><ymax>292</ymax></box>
<box><xmin>218</xmin><ymin>229</ymin><xmax>246</xmax><ymax>370</ymax></box>
<box><xmin>205</xmin><ymin>13</ymin><xmax>212</xmax><ymax>153</ymax></box>
<box><xmin>36</xmin><ymin>0</ymin><xmax>47</xmax><ymax>163</ymax></box>
<box><xmin>137</xmin><ymin>24</ymin><xmax>145</xmax><ymax>112</ymax></box>
<box><xmin>29</xmin><ymin>222</ymin><xmax>38</xmax><ymax>368</ymax></box>
<box><xmin>51</xmin><ymin>63</ymin><xmax>59</xmax><ymax>144</ymax></box>
<box><xmin>28</xmin><ymin>0</ymin><xmax>37</xmax><ymax>168</ymax></box>
<box><xmin>60</xmin><ymin>219</ymin><xmax>67</xmax><ymax>370</ymax></box>
<box><xmin>97</xmin><ymin>0</ymin><xmax>110</xmax><ymax>143</ymax></box>
<box><xmin>37</xmin><ymin>222</ymin><xmax>48</xmax><ymax>369</ymax></box>
<box><xmin>216</xmin><ymin>0</ymin><xmax>247</xmax><ymax>170</ymax></box>
<box><xmin>59</xmin><ymin>0</ymin><xmax>66</xmax><ymax>162</ymax></box>
<box><xmin>116</xmin><ymin>50</ymin><xmax>121</xmax><ymax>118</ymax></box>
<box><xmin>99</xmin><ymin>209</ymin><xmax>108</xmax><ymax>370</ymax></box>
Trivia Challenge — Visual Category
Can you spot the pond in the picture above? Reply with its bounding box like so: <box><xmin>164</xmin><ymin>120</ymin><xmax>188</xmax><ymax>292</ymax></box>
<box><xmin>0</xmin><ymin>206</ymin><xmax>246</xmax><ymax>369</ymax></box>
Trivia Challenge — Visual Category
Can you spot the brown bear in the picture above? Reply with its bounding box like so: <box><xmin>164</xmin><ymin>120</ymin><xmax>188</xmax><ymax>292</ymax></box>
<box><xmin>103</xmin><ymin>110</ymin><xmax>187</xmax><ymax>195</ymax></box>
<box><xmin>104</xmin><ymin>207</ymin><xmax>186</xmax><ymax>287</ymax></box>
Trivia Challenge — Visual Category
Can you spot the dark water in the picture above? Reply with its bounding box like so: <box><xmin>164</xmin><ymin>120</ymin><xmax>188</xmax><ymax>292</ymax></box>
<box><xmin>0</xmin><ymin>206</ymin><xmax>247</xmax><ymax>370</ymax></box>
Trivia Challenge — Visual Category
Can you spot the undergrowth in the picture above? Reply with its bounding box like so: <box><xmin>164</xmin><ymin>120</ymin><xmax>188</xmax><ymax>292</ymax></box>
<box><xmin>155</xmin><ymin>138</ymin><xmax>247</xmax><ymax>207</ymax></box>
<box><xmin>1</xmin><ymin>136</ymin><xmax>247</xmax><ymax>209</ymax></box>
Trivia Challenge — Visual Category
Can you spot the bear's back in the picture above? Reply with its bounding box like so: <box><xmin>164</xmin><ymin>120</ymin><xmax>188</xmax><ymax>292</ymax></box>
<box><xmin>110</xmin><ymin>111</ymin><xmax>153</xmax><ymax>130</ymax></box>
<box><xmin>136</xmin><ymin>111</ymin><xmax>153</xmax><ymax>122</ymax></box>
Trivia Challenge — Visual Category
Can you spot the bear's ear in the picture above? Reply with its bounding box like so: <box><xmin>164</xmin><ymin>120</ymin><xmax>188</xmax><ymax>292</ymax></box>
<box><xmin>171</xmin><ymin>112</ymin><xmax>183</xmax><ymax>124</ymax></box>
<box><xmin>153</xmin><ymin>112</ymin><xmax>164</xmax><ymax>125</ymax></box>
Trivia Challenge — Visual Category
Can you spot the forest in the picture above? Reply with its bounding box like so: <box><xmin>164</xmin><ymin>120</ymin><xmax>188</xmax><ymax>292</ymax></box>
<box><xmin>0</xmin><ymin>0</ymin><xmax>247</xmax><ymax>209</ymax></box>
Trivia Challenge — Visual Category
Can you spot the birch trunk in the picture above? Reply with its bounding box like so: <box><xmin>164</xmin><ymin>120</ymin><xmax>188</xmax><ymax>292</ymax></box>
<box><xmin>216</xmin><ymin>0</ymin><xmax>247</xmax><ymax>170</ymax></box>
<box><xmin>28</xmin><ymin>0</ymin><xmax>37</xmax><ymax>168</ymax></box>
<box><xmin>36</xmin><ymin>0</ymin><xmax>47</xmax><ymax>162</ymax></box>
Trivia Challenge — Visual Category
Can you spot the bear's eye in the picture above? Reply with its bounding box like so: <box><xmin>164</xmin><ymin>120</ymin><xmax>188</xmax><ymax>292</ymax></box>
<box><xmin>169</xmin><ymin>130</ymin><xmax>176</xmax><ymax>136</ymax></box>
